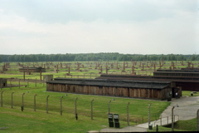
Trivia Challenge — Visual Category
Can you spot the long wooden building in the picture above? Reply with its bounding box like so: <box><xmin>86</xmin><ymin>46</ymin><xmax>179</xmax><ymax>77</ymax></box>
<box><xmin>45</xmin><ymin>68</ymin><xmax>199</xmax><ymax>100</ymax></box>
<box><xmin>46</xmin><ymin>78</ymin><xmax>179</xmax><ymax>100</ymax></box>
<box><xmin>97</xmin><ymin>68</ymin><xmax>199</xmax><ymax>91</ymax></box>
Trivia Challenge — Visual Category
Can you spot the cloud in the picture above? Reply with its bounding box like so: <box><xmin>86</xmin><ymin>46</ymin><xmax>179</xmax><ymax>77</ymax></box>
<box><xmin>0</xmin><ymin>0</ymin><xmax>190</xmax><ymax>23</ymax></box>
<box><xmin>0</xmin><ymin>0</ymin><xmax>198</xmax><ymax>54</ymax></box>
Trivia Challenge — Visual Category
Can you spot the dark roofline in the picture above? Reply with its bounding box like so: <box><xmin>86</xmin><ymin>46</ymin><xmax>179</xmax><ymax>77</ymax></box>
<box><xmin>154</xmin><ymin>71</ymin><xmax>199</xmax><ymax>74</ymax></box>
<box><xmin>97</xmin><ymin>74</ymin><xmax>199</xmax><ymax>82</ymax></box>
<box><xmin>47</xmin><ymin>78</ymin><xmax>171</xmax><ymax>89</ymax></box>
<box><xmin>19</xmin><ymin>67</ymin><xmax>46</xmax><ymax>72</ymax></box>
<box><xmin>54</xmin><ymin>77</ymin><xmax>171</xmax><ymax>84</ymax></box>
<box><xmin>19</xmin><ymin>67</ymin><xmax>45</xmax><ymax>69</ymax></box>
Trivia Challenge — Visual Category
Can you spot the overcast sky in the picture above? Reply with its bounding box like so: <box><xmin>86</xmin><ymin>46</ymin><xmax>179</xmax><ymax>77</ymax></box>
<box><xmin>0</xmin><ymin>0</ymin><xmax>198</xmax><ymax>55</ymax></box>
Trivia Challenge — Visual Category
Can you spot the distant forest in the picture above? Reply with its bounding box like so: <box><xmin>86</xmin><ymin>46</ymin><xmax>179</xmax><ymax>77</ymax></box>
<box><xmin>0</xmin><ymin>53</ymin><xmax>199</xmax><ymax>62</ymax></box>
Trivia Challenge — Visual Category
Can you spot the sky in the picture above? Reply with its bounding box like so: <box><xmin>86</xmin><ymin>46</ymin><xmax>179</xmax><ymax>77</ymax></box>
<box><xmin>0</xmin><ymin>0</ymin><xmax>198</xmax><ymax>55</ymax></box>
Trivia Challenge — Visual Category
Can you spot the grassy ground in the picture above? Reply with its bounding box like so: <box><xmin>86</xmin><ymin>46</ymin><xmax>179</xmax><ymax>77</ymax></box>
<box><xmin>0</xmin><ymin>108</ymin><xmax>106</xmax><ymax>133</ymax></box>
<box><xmin>148</xmin><ymin>118</ymin><xmax>198</xmax><ymax>132</ymax></box>
<box><xmin>1</xmin><ymin>61</ymin><xmax>199</xmax><ymax>132</ymax></box>
<box><xmin>148</xmin><ymin>126</ymin><xmax>187</xmax><ymax>132</ymax></box>
<box><xmin>175</xmin><ymin>118</ymin><xmax>198</xmax><ymax>131</ymax></box>
<box><xmin>2</xmin><ymin>61</ymin><xmax>198</xmax><ymax>79</ymax></box>
<box><xmin>182</xmin><ymin>91</ymin><xmax>199</xmax><ymax>97</ymax></box>
<box><xmin>0</xmin><ymin>82</ymin><xmax>170</xmax><ymax>132</ymax></box>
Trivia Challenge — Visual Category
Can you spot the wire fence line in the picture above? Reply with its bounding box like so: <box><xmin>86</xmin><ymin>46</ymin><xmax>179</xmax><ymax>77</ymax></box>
<box><xmin>0</xmin><ymin>88</ymin><xmax>158</xmax><ymax>126</ymax></box>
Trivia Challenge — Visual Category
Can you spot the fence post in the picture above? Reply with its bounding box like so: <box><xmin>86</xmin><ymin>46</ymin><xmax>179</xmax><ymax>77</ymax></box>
<box><xmin>91</xmin><ymin>99</ymin><xmax>94</xmax><ymax>120</ymax></box>
<box><xmin>34</xmin><ymin>94</ymin><xmax>37</xmax><ymax>111</ymax></box>
<box><xmin>11</xmin><ymin>92</ymin><xmax>14</xmax><ymax>108</ymax></box>
<box><xmin>74</xmin><ymin>97</ymin><xmax>78</xmax><ymax>120</ymax></box>
<box><xmin>127</xmin><ymin>102</ymin><xmax>130</xmax><ymax>126</ymax></box>
<box><xmin>21</xmin><ymin>93</ymin><xmax>25</xmax><ymax>111</ymax></box>
<box><xmin>1</xmin><ymin>91</ymin><xmax>5</xmax><ymax>107</ymax></box>
<box><xmin>148</xmin><ymin>104</ymin><xmax>151</xmax><ymax>128</ymax></box>
<box><xmin>46</xmin><ymin>95</ymin><xmax>50</xmax><ymax>113</ymax></box>
<box><xmin>108</xmin><ymin>100</ymin><xmax>112</xmax><ymax>114</ymax></box>
<box><xmin>60</xmin><ymin>96</ymin><xmax>63</xmax><ymax>115</ymax></box>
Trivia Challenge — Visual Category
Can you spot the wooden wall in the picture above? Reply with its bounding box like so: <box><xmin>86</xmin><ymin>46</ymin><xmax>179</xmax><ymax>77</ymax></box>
<box><xmin>176</xmin><ymin>82</ymin><xmax>199</xmax><ymax>91</ymax></box>
<box><xmin>47</xmin><ymin>83</ymin><xmax>171</xmax><ymax>100</ymax></box>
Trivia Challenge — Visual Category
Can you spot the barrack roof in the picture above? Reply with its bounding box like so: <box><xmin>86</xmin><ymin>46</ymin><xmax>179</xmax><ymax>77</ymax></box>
<box><xmin>47</xmin><ymin>78</ymin><xmax>171</xmax><ymax>89</ymax></box>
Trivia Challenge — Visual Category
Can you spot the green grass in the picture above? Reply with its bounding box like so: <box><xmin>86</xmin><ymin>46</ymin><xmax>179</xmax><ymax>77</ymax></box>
<box><xmin>148</xmin><ymin>125</ymin><xmax>187</xmax><ymax>132</ymax></box>
<box><xmin>149</xmin><ymin>118</ymin><xmax>199</xmax><ymax>132</ymax></box>
<box><xmin>175</xmin><ymin>118</ymin><xmax>198</xmax><ymax>131</ymax></box>
<box><xmin>182</xmin><ymin>91</ymin><xmax>199</xmax><ymax>97</ymax></box>
<box><xmin>2</xmin><ymin>61</ymin><xmax>197</xmax><ymax>79</ymax></box>
<box><xmin>1</xmin><ymin>61</ymin><xmax>199</xmax><ymax>132</ymax></box>
<box><xmin>0</xmin><ymin>82</ymin><xmax>170</xmax><ymax>132</ymax></box>
<box><xmin>0</xmin><ymin>108</ymin><xmax>105</xmax><ymax>133</ymax></box>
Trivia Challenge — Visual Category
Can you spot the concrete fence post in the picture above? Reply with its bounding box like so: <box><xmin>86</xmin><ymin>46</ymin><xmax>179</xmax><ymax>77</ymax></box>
<box><xmin>171</xmin><ymin>106</ymin><xmax>175</xmax><ymax>131</ymax></box>
<box><xmin>60</xmin><ymin>96</ymin><xmax>63</xmax><ymax>115</ymax></box>
<box><xmin>91</xmin><ymin>99</ymin><xmax>94</xmax><ymax>120</ymax></box>
<box><xmin>74</xmin><ymin>97</ymin><xmax>78</xmax><ymax>120</ymax></box>
<box><xmin>40</xmin><ymin>71</ymin><xmax>42</xmax><ymax>81</ymax></box>
<box><xmin>148</xmin><ymin>104</ymin><xmax>151</xmax><ymax>128</ymax></box>
<box><xmin>11</xmin><ymin>92</ymin><xmax>14</xmax><ymax>108</ymax></box>
<box><xmin>34</xmin><ymin>94</ymin><xmax>37</xmax><ymax>111</ymax></box>
<box><xmin>108</xmin><ymin>100</ymin><xmax>111</xmax><ymax>114</ymax></box>
<box><xmin>1</xmin><ymin>91</ymin><xmax>5</xmax><ymax>107</ymax></box>
<box><xmin>127</xmin><ymin>102</ymin><xmax>130</xmax><ymax>126</ymax></box>
<box><xmin>46</xmin><ymin>95</ymin><xmax>50</xmax><ymax>113</ymax></box>
<box><xmin>21</xmin><ymin>93</ymin><xmax>25</xmax><ymax>111</ymax></box>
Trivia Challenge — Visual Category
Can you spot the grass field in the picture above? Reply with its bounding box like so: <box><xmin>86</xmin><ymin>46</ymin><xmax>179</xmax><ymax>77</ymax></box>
<box><xmin>0</xmin><ymin>82</ymin><xmax>170</xmax><ymax>132</ymax></box>
<box><xmin>0</xmin><ymin>61</ymin><xmax>199</xmax><ymax>132</ymax></box>
<box><xmin>2</xmin><ymin>61</ymin><xmax>198</xmax><ymax>79</ymax></box>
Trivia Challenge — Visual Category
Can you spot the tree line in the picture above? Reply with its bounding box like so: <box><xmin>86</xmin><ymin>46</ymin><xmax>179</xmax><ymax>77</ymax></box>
<box><xmin>0</xmin><ymin>53</ymin><xmax>198</xmax><ymax>62</ymax></box>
